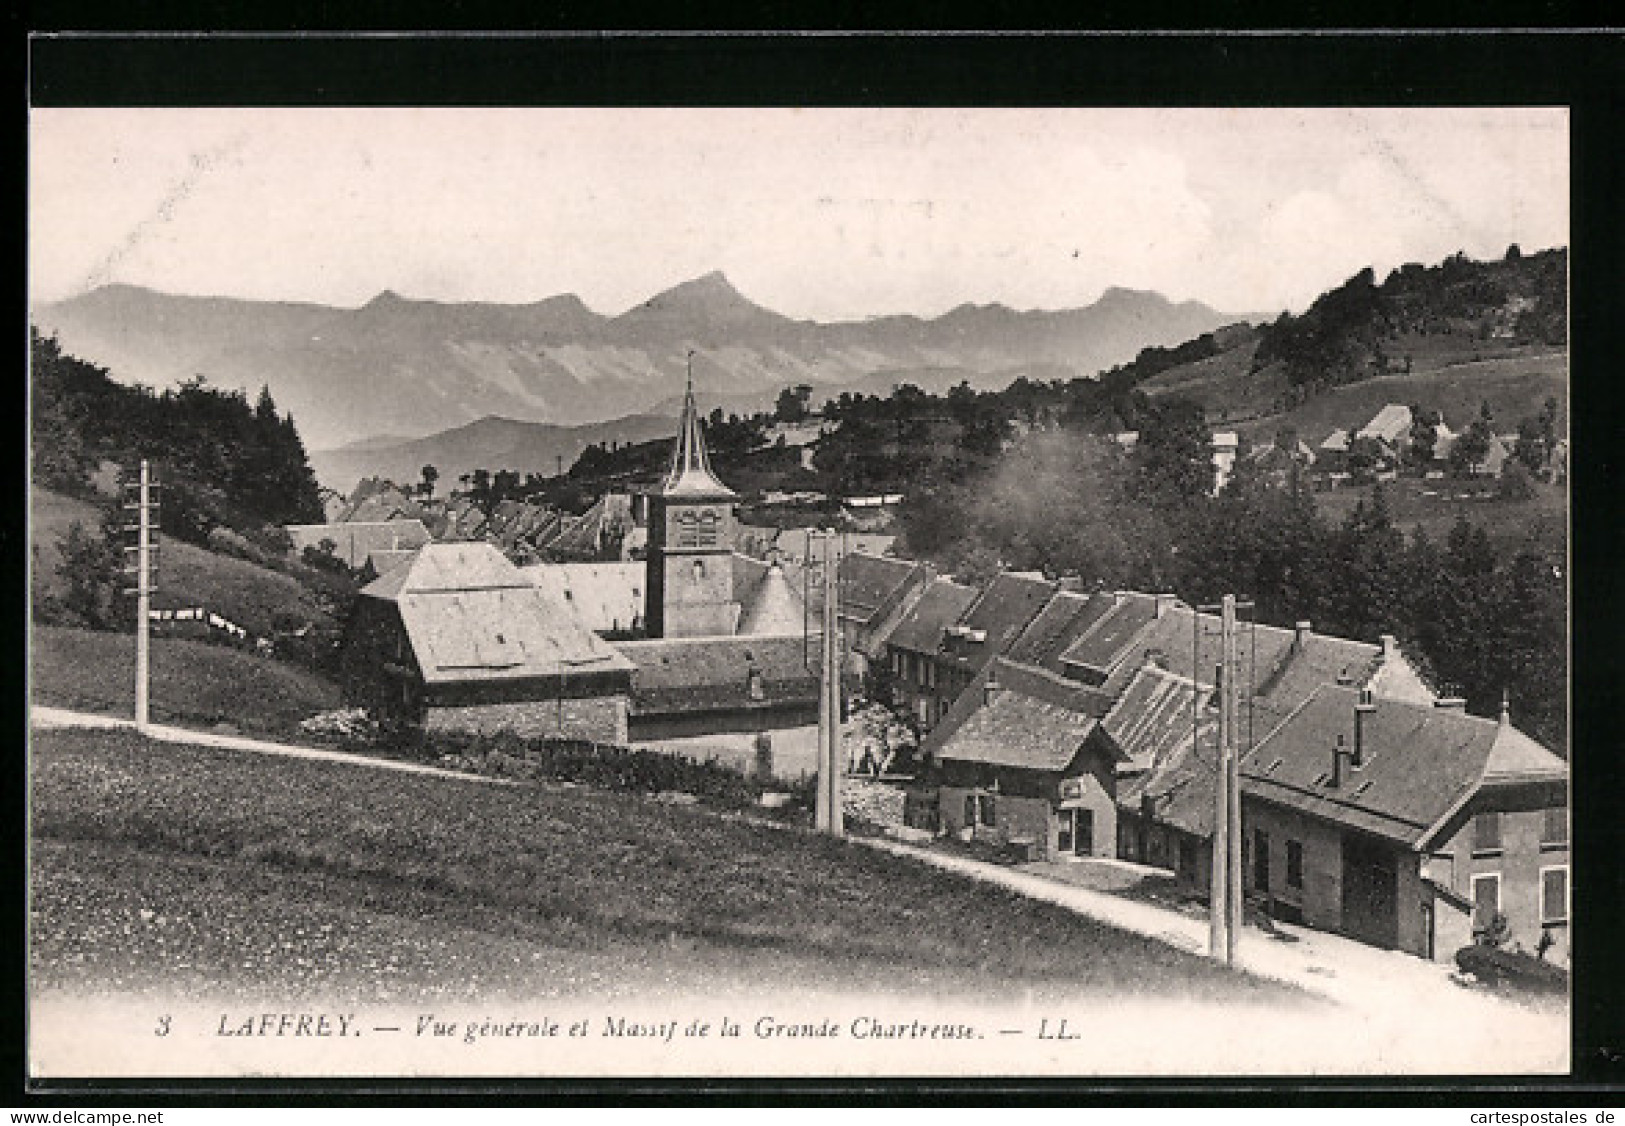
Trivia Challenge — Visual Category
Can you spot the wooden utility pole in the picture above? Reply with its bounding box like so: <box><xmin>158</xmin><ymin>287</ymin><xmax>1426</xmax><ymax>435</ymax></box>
<box><xmin>1201</xmin><ymin>592</ymin><xmax>1250</xmax><ymax>966</ymax></box>
<box><xmin>122</xmin><ymin>460</ymin><xmax>157</xmax><ymax>732</ymax></box>
<box><xmin>1208</xmin><ymin>657</ymin><xmax>1228</xmax><ymax>960</ymax></box>
<box><xmin>814</xmin><ymin>530</ymin><xmax>844</xmax><ymax>837</ymax></box>
<box><xmin>1222</xmin><ymin>594</ymin><xmax>1243</xmax><ymax>965</ymax></box>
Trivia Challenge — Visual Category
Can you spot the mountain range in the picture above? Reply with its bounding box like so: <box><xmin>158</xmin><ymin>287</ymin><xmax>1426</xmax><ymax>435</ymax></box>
<box><xmin>34</xmin><ymin>272</ymin><xmax>1254</xmax><ymax>453</ymax></box>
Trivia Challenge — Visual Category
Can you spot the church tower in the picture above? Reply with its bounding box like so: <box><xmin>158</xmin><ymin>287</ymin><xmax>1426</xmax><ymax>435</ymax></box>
<box><xmin>645</xmin><ymin>374</ymin><xmax>740</xmax><ymax>638</ymax></box>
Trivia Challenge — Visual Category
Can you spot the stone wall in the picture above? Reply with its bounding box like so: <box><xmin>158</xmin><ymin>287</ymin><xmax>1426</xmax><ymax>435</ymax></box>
<box><xmin>424</xmin><ymin>694</ymin><xmax>628</xmax><ymax>745</ymax></box>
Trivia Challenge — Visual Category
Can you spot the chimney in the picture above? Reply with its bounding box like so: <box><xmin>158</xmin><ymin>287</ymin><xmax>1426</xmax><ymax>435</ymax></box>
<box><xmin>1499</xmin><ymin>689</ymin><xmax>1511</xmax><ymax>728</ymax></box>
<box><xmin>1353</xmin><ymin>687</ymin><xmax>1376</xmax><ymax>767</ymax></box>
<box><xmin>983</xmin><ymin>671</ymin><xmax>1002</xmax><ymax>707</ymax></box>
<box><xmin>1294</xmin><ymin>621</ymin><xmax>1312</xmax><ymax>653</ymax></box>
<box><xmin>1330</xmin><ymin>734</ymin><xmax>1350</xmax><ymax>788</ymax></box>
<box><xmin>1154</xmin><ymin>593</ymin><xmax>1178</xmax><ymax>619</ymax></box>
<box><xmin>1379</xmin><ymin>634</ymin><xmax>1398</xmax><ymax>661</ymax></box>
<box><xmin>1433</xmin><ymin>697</ymin><xmax>1467</xmax><ymax>711</ymax></box>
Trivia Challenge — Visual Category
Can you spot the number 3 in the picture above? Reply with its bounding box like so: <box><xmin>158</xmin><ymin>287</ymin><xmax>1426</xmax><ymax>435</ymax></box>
<box><xmin>154</xmin><ymin>1015</ymin><xmax>171</xmax><ymax>1037</ymax></box>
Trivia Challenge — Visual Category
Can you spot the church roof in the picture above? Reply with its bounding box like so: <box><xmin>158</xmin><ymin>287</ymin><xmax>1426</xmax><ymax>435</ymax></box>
<box><xmin>361</xmin><ymin>543</ymin><xmax>633</xmax><ymax>685</ymax></box>
<box><xmin>661</xmin><ymin>379</ymin><xmax>737</xmax><ymax>499</ymax></box>
<box><xmin>738</xmin><ymin>561</ymin><xmax>808</xmax><ymax>635</ymax></box>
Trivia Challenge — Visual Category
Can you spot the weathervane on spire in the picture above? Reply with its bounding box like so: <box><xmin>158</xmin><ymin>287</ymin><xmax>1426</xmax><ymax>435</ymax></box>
<box><xmin>686</xmin><ymin>348</ymin><xmax>696</xmax><ymax>395</ymax></box>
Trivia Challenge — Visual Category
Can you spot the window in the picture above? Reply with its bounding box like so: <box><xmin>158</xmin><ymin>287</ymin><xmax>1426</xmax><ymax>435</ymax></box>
<box><xmin>747</xmin><ymin>668</ymin><xmax>764</xmax><ymax>701</ymax></box>
<box><xmin>1473</xmin><ymin>811</ymin><xmax>1502</xmax><ymax>856</ymax></box>
<box><xmin>978</xmin><ymin>793</ymin><xmax>997</xmax><ymax>827</ymax></box>
<box><xmin>1472</xmin><ymin>873</ymin><xmax>1501</xmax><ymax>930</ymax></box>
<box><xmin>1253</xmin><ymin>829</ymin><xmax>1270</xmax><ymax>892</ymax></box>
<box><xmin>1542</xmin><ymin>807</ymin><xmax>1569</xmax><ymax>849</ymax></box>
<box><xmin>1541</xmin><ymin>866</ymin><xmax>1568</xmax><ymax>925</ymax></box>
<box><xmin>1286</xmin><ymin>840</ymin><xmax>1304</xmax><ymax>890</ymax></box>
<box><xmin>691</xmin><ymin>559</ymin><xmax>707</xmax><ymax>584</ymax></box>
<box><xmin>964</xmin><ymin>795</ymin><xmax>977</xmax><ymax>826</ymax></box>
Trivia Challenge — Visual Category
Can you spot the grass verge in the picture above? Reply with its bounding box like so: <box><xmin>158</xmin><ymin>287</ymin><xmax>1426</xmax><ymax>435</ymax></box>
<box><xmin>31</xmin><ymin>726</ymin><xmax>1309</xmax><ymax>1007</ymax></box>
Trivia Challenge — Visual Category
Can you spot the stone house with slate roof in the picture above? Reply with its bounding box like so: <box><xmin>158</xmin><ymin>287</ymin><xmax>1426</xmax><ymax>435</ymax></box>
<box><xmin>1242</xmin><ymin>686</ymin><xmax>1568</xmax><ymax>963</ymax></box>
<box><xmin>932</xmin><ymin>572</ymin><xmax>1059</xmax><ymax>710</ymax></box>
<box><xmin>883</xmin><ymin>576</ymin><xmax>980</xmax><ymax>731</ymax></box>
<box><xmin>343</xmin><ymin>541</ymin><xmax>634</xmax><ymax>743</ymax></box>
<box><xmin>834</xmin><ymin>552</ymin><xmax>934</xmax><ymax>683</ymax></box>
<box><xmin>927</xmin><ymin>661</ymin><xmax>1125</xmax><ymax>859</ymax></box>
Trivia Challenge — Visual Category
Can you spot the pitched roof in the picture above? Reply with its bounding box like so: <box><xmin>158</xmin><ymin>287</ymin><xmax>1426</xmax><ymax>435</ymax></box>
<box><xmin>1320</xmin><ymin>428</ymin><xmax>1350</xmax><ymax>453</ymax></box>
<box><xmin>364</xmin><ymin>543</ymin><xmax>633</xmax><ymax>685</ymax></box>
<box><xmin>922</xmin><ymin>653</ymin><xmax>1114</xmax><ymax>754</ymax></box>
<box><xmin>1254</xmin><ymin>628</ymin><xmax>1383</xmax><ymax>718</ymax></box>
<box><xmin>1357</xmin><ymin>403</ymin><xmax>1413</xmax><ymax>443</ymax></box>
<box><xmin>1003</xmin><ymin>590</ymin><xmax>1118</xmax><ymax>674</ymax></box>
<box><xmin>937</xmin><ymin>572</ymin><xmax>1057</xmax><ymax>675</ymax></box>
<box><xmin>1097</xmin><ymin>604</ymin><xmax>1299</xmax><ymax>700</ymax></box>
<box><xmin>837</xmin><ymin>551</ymin><xmax>925</xmax><ymax>627</ymax></box>
<box><xmin>1242</xmin><ymin>685</ymin><xmax>1565</xmax><ymax>848</ymax></box>
<box><xmin>738</xmin><ymin>562</ymin><xmax>808</xmax><ymax>635</ymax></box>
<box><xmin>887</xmin><ymin>577</ymin><xmax>979</xmax><ymax>655</ymax></box>
<box><xmin>520</xmin><ymin>561</ymin><xmax>645</xmax><ymax>635</ymax></box>
<box><xmin>932</xmin><ymin>673</ymin><xmax>1112</xmax><ymax>773</ymax></box>
<box><xmin>288</xmin><ymin>519</ymin><xmax>432</xmax><ymax>569</ymax></box>
<box><xmin>1117</xmin><ymin>718</ymin><xmax>1221</xmax><ymax>838</ymax></box>
<box><xmin>1101</xmin><ymin>664</ymin><xmax>1213</xmax><ymax>774</ymax></box>
<box><xmin>1057</xmin><ymin>592</ymin><xmax>1161</xmax><ymax>680</ymax></box>
<box><xmin>614</xmin><ymin>633</ymin><xmax>821</xmax><ymax>716</ymax></box>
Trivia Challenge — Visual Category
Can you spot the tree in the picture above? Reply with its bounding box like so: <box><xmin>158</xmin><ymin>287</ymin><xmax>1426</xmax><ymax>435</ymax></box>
<box><xmin>420</xmin><ymin>464</ymin><xmax>439</xmax><ymax>497</ymax></box>
<box><xmin>774</xmin><ymin>383</ymin><xmax>813</xmax><ymax>424</ymax></box>
<box><xmin>1133</xmin><ymin>395</ymin><xmax>1213</xmax><ymax>502</ymax></box>
<box><xmin>1449</xmin><ymin>419</ymin><xmax>1493</xmax><ymax>479</ymax></box>
<box><xmin>55</xmin><ymin>516</ymin><xmax>123</xmax><ymax>630</ymax></box>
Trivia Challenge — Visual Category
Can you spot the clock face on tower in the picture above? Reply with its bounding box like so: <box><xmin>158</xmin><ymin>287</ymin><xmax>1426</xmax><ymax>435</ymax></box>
<box><xmin>671</xmin><ymin>506</ymin><xmax>723</xmax><ymax>549</ymax></box>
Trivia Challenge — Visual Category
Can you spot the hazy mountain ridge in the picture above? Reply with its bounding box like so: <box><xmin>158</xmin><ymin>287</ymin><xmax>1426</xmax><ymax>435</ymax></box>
<box><xmin>35</xmin><ymin>274</ymin><xmax>1250</xmax><ymax>450</ymax></box>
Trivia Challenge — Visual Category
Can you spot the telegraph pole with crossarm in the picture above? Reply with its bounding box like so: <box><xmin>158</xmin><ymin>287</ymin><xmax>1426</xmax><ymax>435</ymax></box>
<box><xmin>121</xmin><ymin>460</ymin><xmax>160</xmax><ymax>732</ymax></box>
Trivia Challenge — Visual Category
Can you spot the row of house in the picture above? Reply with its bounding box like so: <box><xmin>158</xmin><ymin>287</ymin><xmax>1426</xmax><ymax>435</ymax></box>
<box><xmin>831</xmin><ymin>547</ymin><xmax>1568</xmax><ymax>967</ymax></box>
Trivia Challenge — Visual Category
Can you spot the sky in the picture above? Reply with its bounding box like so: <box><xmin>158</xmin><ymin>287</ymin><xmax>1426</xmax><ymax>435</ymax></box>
<box><xmin>29</xmin><ymin>107</ymin><xmax>1567</xmax><ymax>322</ymax></box>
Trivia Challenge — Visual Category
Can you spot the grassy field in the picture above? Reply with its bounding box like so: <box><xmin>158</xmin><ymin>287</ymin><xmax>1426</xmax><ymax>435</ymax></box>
<box><xmin>1233</xmin><ymin>350</ymin><xmax>1567</xmax><ymax>447</ymax></box>
<box><xmin>1311</xmin><ymin>475</ymin><xmax>1567</xmax><ymax>548</ymax></box>
<box><xmin>29</xmin><ymin>727</ymin><xmax>1307</xmax><ymax>1007</ymax></box>
<box><xmin>31</xmin><ymin>485</ymin><xmax>338</xmax><ymax>640</ymax></box>
<box><xmin>30</xmin><ymin>625</ymin><xmax>343</xmax><ymax>739</ymax></box>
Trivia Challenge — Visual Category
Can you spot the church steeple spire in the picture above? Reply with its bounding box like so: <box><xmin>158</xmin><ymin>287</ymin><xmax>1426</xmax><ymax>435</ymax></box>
<box><xmin>661</xmin><ymin>352</ymin><xmax>737</xmax><ymax>498</ymax></box>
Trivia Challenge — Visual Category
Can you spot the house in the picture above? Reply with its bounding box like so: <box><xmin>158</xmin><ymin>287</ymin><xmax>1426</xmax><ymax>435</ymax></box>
<box><xmin>1357</xmin><ymin>403</ymin><xmax>1414</xmax><ymax>448</ymax></box>
<box><xmin>287</xmin><ymin>518</ymin><xmax>432</xmax><ymax>569</ymax></box>
<box><xmin>1241</xmin><ymin>687</ymin><xmax>1568</xmax><ymax>964</ymax></box>
<box><xmin>835</xmin><ymin>552</ymin><xmax>935</xmax><ymax>683</ymax></box>
<box><xmin>1244</xmin><ymin>440</ymin><xmax>1316</xmax><ymax>489</ymax></box>
<box><xmin>884</xmin><ymin>576</ymin><xmax>979</xmax><ymax>730</ymax></box>
<box><xmin>1107</xmin><ymin>663</ymin><xmax>1218</xmax><ymax>884</ymax></box>
<box><xmin>931</xmin><ymin>571</ymin><xmax>1058</xmax><ymax>711</ymax></box>
<box><xmin>928</xmin><ymin>661</ymin><xmax>1127</xmax><ymax>860</ymax></box>
<box><xmin>1317</xmin><ymin>429</ymin><xmax>1351</xmax><ymax>479</ymax></box>
<box><xmin>1211</xmin><ymin>431</ymin><xmax>1239</xmax><ymax>494</ymax></box>
<box><xmin>1107</xmin><ymin>617</ymin><xmax>1436</xmax><ymax>887</ymax></box>
<box><xmin>342</xmin><ymin>541</ymin><xmax>635</xmax><ymax>743</ymax></box>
